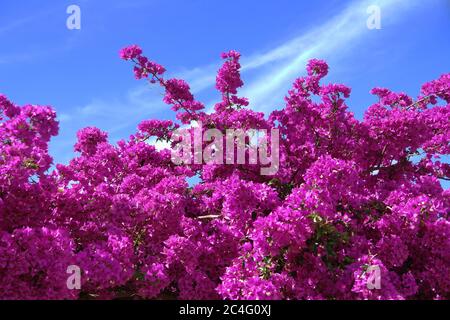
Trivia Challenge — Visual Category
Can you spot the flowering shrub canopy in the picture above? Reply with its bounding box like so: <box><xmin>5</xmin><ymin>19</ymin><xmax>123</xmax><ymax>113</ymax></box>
<box><xmin>0</xmin><ymin>45</ymin><xmax>449</xmax><ymax>300</ymax></box>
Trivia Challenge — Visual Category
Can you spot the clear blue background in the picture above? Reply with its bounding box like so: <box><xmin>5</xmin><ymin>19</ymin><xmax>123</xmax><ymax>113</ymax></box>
<box><xmin>0</xmin><ymin>0</ymin><xmax>449</xmax><ymax>186</ymax></box>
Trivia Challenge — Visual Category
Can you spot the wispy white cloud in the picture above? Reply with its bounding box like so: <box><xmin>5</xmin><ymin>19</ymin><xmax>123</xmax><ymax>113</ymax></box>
<box><xmin>239</xmin><ymin>0</ymin><xmax>421</xmax><ymax>111</ymax></box>
<box><xmin>53</xmin><ymin>0</ymin><xmax>424</xmax><ymax>162</ymax></box>
<box><xmin>50</xmin><ymin>85</ymin><xmax>168</xmax><ymax>163</ymax></box>
<box><xmin>170</xmin><ymin>0</ymin><xmax>422</xmax><ymax>112</ymax></box>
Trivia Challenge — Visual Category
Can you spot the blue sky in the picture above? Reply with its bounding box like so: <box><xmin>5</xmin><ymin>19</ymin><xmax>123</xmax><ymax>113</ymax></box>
<box><xmin>1</xmin><ymin>0</ymin><xmax>449</xmax><ymax>185</ymax></box>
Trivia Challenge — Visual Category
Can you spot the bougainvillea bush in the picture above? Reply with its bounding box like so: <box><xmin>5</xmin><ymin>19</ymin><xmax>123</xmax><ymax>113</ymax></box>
<box><xmin>0</xmin><ymin>45</ymin><xmax>449</xmax><ymax>300</ymax></box>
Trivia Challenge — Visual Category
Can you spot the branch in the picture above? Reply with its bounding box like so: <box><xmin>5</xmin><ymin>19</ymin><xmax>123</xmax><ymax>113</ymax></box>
<box><xmin>196</xmin><ymin>214</ymin><xmax>221</xmax><ymax>220</ymax></box>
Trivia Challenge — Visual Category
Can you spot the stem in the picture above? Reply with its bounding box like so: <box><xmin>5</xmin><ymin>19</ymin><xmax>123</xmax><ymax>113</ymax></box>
<box><xmin>405</xmin><ymin>89</ymin><xmax>447</xmax><ymax>110</ymax></box>
<box><xmin>131</xmin><ymin>58</ymin><xmax>197</xmax><ymax>119</ymax></box>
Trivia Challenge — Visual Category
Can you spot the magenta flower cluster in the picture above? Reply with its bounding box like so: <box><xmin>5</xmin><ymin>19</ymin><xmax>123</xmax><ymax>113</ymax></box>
<box><xmin>0</xmin><ymin>45</ymin><xmax>449</xmax><ymax>300</ymax></box>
